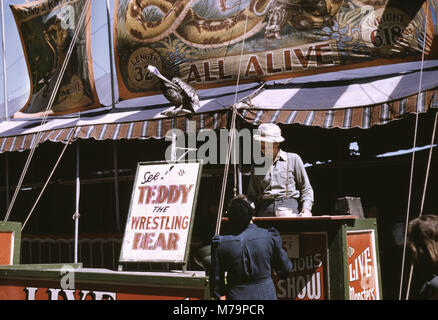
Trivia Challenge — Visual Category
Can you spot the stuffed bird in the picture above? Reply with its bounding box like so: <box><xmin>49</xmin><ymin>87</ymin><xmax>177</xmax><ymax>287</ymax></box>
<box><xmin>147</xmin><ymin>65</ymin><xmax>200</xmax><ymax>117</ymax></box>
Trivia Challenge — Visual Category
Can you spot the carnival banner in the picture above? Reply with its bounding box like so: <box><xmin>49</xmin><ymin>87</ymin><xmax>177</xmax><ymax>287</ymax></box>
<box><xmin>11</xmin><ymin>0</ymin><xmax>100</xmax><ymax>118</ymax></box>
<box><xmin>114</xmin><ymin>0</ymin><xmax>437</xmax><ymax>100</ymax></box>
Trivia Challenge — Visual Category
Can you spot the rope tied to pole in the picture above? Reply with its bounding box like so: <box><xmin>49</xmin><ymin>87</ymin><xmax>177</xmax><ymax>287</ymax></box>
<box><xmin>215</xmin><ymin>7</ymin><xmax>250</xmax><ymax>235</ymax></box>
<box><xmin>21</xmin><ymin>128</ymin><xmax>77</xmax><ymax>231</ymax></box>
<box><xmin>3</xmin><ymin>0</ymin><xmax>92</xmax><ymax>222</ymax></box>
<box><xmin>398</xmin><ymin>0</ymin><xmax>431</xmax><ymax>300</ymax></box>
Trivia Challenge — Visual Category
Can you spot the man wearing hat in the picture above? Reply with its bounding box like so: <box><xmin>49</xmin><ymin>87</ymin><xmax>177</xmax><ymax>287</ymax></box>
<box><xmin>247</xmin><ymin>123</ymin><xmax>314</xmax><ymax>217</ymax></box>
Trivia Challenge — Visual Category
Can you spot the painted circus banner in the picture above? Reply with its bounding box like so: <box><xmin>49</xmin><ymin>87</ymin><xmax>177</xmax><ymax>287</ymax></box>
<box><xmin>114</xmin><ymin>0</ymin><xmax>437</xmax><ymax>100</ymax></box>
<box><xmin>11</xmin><ymin>0</ymin><xmax>100</xmax><ymax>118</ymax></box>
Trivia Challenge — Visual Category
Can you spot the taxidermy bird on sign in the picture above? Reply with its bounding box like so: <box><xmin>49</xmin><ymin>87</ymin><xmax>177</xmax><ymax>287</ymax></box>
<box><xmin>147</xmin><ymin>65</ymin><xmax>200</xmax><ymax>117</ymax></box>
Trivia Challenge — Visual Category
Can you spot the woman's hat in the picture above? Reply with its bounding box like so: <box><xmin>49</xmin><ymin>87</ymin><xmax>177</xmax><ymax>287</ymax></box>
<box><xmin>253</xmin><ymin>123</ymin><xmax>285</xmax><ymax>143</ymax></box>
<box><xmin>227</xmin><ymin>195</ymin><xmax>253</xmax><ymax>232</ymax></box>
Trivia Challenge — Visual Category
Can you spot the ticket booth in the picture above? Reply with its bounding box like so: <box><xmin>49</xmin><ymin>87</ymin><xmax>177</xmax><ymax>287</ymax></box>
<box><xmin>252</xmin><ymin>216</ymin><xmax>382</xmax><ymax>300</ymax></box>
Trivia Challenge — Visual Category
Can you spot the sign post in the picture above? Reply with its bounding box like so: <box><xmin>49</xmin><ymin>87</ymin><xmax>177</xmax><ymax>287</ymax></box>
<box><xmin>119</xmin><ymin>161</ymin><xmax>202</xmax><ymax>271</ymax></box>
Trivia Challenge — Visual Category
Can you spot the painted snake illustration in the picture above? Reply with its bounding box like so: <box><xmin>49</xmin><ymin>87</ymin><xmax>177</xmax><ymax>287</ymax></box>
<box><xmin>125</xmin><ymin>0</ymin><xmax>344</xmax><ymax>48</ymax></box>
<box><xmin>256</xmin><ymin>0</ymin><xmax>344</xmax><ymax>39</ymax></box>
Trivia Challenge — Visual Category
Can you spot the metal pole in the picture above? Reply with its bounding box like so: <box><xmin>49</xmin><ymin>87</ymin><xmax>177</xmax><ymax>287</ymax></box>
<box><xmin>105</xmin><ymin>0</ymin><xmax>116</xmax><ymax>110</ymax></box>
<box><xmin>113</xmin><ymin>140</ymin><xmax>121</xmax><ymax>232</ymax></box>
<box><xmin>4</xmin><ymin>152</ymin><xmax>9</xmax><ymax>213</ymax></box>
<box><xmin>215</xmin><ymin>107</ymin><xmax>237</xmax><ymax>235</ymax></box>
<box><xmin>1</xmin><ymin>0</ymin><xmax>8</xmax><ymax>121</ymax></box>
<box><xmin>236</xmin><ymin>119</ymin><xmax>243</xmax><ymax>194</ymax></box>
<box><xmin>238</xmin><ymin>165</ymin><xmax>243</xmax><ymax>194</ymax></box>
<box><xmin>74</xmin><ymin>142</ymin><xmax>80</xmax><ymax>264</ymax></box>
<box><xmin>171</xmin><ymin>126</ymin><xmax>177</xmax><ymax>161</ymax></box>
<box><xmin>4</xmin><ymin>0</ymin><xmax>91</xmax><ymax>223</ymax></box>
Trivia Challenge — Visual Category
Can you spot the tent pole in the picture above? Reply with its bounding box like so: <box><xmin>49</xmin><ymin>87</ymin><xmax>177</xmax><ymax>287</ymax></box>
<box><xmin>4</xmin><ymin>152</ymin><xmax>9</xmax><ymax>213</ymax></box>
<box><xmin>171</xmin><ymin>121</ymin><xmax>177</xmax><ymax>161</ymax></box>
<box><xmin>215</xmin><ymin>107</ymin><xmax>237</xmax><ymax>235</ymax></box>
<box><xmin>113</xmin><ymin>140</ymin><xmax>121</xmax><ymax>232</ymax></box>
<box><xmin>106</xmin><ymin>0</ymin><xmax>116</xmax><ymax>110</ymax></box>
<box><xmin>404</xmin><ymin>110</ymin><xmax>438</xmax><ymax>299</ymax></box>
<box><xmin>4</xmin><ymin>0</ymin><xmax>91</xmax><ymax>223</ymax></box>
<box><xmin>236</xmin><ymin>118</ymin><xmax>242</xmax><ymax>194</ymax></box>
<box><xmin>74</xmin><ymin>142</ymin><xmax>80</xmax><ymax>264</ymax></box>
<box><xmin>1</xmin><ymin>0</ymin><xmax>8</xmax><ymax>121</ymax></box>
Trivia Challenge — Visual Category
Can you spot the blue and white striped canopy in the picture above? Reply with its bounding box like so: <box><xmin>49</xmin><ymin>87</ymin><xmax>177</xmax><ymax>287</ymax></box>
<box><xmin>0</xmin><ymin>61</ymin><xmax>437</xmax><ymax>153</ymax></box>
<box><xmin>238</xmin><ymin>60</ymin><xmax>438</xmax><ymax>128</ymax></box>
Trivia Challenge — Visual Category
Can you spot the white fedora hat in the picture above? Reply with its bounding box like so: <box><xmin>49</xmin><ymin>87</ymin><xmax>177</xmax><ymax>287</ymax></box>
<box><xmin>253</xmin><ymin>123</ymin><xmax>284</xmax><ymax>143</ymax></box>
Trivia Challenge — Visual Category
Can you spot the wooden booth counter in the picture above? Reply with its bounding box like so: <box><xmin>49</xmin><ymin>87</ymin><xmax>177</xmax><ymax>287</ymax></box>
<box><xmin>257</xmin><ymin>216</ymin><xmax>382</xmax><ymax>300</ymax></box>
<box><xmin>0</xmin><ymin>265</ymin><xmax>209</xmax><ymax>300</ymax></box>
<box><xmin>223</xmin><ymin>215</ymin><xmax>382</xmax><ymax>300</ymax></box>
<box><xmin>0</xmin><ymin>221</ymin><xmax>209</xmax><ymax>300</ymax></box>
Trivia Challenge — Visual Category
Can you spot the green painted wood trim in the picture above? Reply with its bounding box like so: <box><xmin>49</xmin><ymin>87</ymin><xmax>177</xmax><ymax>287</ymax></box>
<box><xmin>0</xmin><ymin>221</ymin><xmax>22</xmax><ymax>265</ymax></box>
<box><xmin>0</xmin><ymin>263</ymin><xmax>82</xmax><ymax>270</ymax></box>
<box><xmin>0</xmin><ymin>267</ymin><xmax>209</xmax><ymax>289</ymax></box>
<box><xmin>326</xmin><ymin>222</ymin><xmax>348</xmax><ymax>300</ymax></box>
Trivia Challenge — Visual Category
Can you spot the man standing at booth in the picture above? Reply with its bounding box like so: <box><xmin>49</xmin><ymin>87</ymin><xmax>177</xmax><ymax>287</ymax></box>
<box><xmin>247</xmin><ymin>123</ymin><xmax>314</xmax><ymax>217</ymax></box>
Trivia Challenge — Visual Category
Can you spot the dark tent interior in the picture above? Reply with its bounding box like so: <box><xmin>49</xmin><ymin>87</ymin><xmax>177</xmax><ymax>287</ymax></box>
<box><xmin>1</xmin><ymin>109</ymin><xmax>438</xmax><ymax>299</ymax></box>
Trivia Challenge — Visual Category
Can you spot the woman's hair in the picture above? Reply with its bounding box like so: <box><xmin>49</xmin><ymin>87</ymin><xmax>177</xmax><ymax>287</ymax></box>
<box><xmin>227</xmin><ymin>195</ymin><xmax>254</xmax><ymax>234</ymax></box>
<box><xmin>408</xmin><ymin>215</ymin><xmax>438</xmax><ymax>270</ymax></box>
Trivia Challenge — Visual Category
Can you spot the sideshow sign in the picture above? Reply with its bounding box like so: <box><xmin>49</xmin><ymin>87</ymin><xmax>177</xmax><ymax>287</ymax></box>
<box><xmin>114</xmin><ymin>0</ymin><xmax>437</xmax><ymax>100</ymax></box>
<box><xmin>347</xmin><ymin>230</ymin><xmax>380</xmax><ymax>300</ymax></box>
<box><xmin>119</xmin><ymin>161</ymin><xmax>202</xmax><ymax>266</ymax></box>
<box><xmin>274</xmin><ymin>232</ymin><xmax>329</xmax><ymax>300</ymax></box>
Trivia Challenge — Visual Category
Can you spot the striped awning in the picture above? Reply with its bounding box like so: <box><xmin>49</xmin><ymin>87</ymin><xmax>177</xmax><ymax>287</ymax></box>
<box><xmin>0</xmin><ymin>83</ymin><xmax>261</xmax><ymax>153</ymax></box>
<box><xmin>0</xmin><ymin>111</ymin><xmax>229</xmax><ymax>153</ymax></box>
<box><xmin>238</xmin><ymin>61</ymin><xmax>438</xmax><ymax>129</ymax></box>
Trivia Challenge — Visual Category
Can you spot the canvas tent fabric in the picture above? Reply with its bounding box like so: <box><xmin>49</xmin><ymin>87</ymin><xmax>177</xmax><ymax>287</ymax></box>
<box><xmin>0</xmin><ymin>77</ymin><xmax>261</xmax><ymax>153</ymax></box>
<box><xmin>0</xmin><ymin>61</ymin><xmax>437</xmax><ymax>154</ymax></box>
<box><xmin>238</xmin><ymin>61</ymin><xmax>438</xmax><ymax>129</ymax></box>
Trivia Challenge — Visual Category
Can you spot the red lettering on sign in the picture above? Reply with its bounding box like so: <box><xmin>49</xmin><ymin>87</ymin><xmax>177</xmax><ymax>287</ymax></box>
<box><xmin>204</xmin><ymin>62</ymin><xmax>217</xmax><ymax>81</ymax></box>
<box><xmin>139</xmin><ymin>217</ymin><xmax>146</xmax><ymax>229</ymax></box>
<box><xmin>168</xmin><ymin>185</ymin><xmax>180</xmax><ymax>204</ymax></box>
<box><xmin>137</xmin><ymin>184</ymin><xmax>194</xmax><ymax>205</ymax></box>
<box><xmin>245</xmin><ymin>56</ymin><xmax>264</xmax><ymax>77</ymax></box>
<box><xmin>132</xmin><ymin>233</ymin><xmax>142</xmax><ymax>249</ymax></box>
<box><xmin>218</xmin><ymin>59</ymin><xmax>232</xmax><ymax>80</ymax></box>
<box><xmin>294</xmin><ymin>46</ymin><xmax>314</xmax><ymax>69</ymax></box>
<box><xmin>153</xmin><ymin>233</ymin><xmax>167</xmax><ymax>250</ymax></box>
<box><xmin>284</xmin><ymin>50</ymin><xmax>293</xmax><ymax>71</ymax></box>
<box><xmin>131</xmin><ymin>217</ymin><xmax>140</xmax><ymax>229</ymax></box>
<box><xmin>156</xmin><ymin>186</ymin><xmax>168</xmax><ymax>204</ymax></box>
<box><xmin>187</xmin><ymin>64</ymin><xmax>202</xmax><ymax>83</ymax></box>
<box><xmin>267</xmin><ymin>53</ymin><xmax>281</xmax><ymax>73</ymax></box>
<box><xmin>145</xmin><ymin>186</ymin><xmax>155</xmax><ymax>204</ymax></box>
<box><xmin>131</xmin><ymin>232</ymin><xmax>181</xmax><ymax>251</ymax></box>
<box><xmin>167</xmin><ymin>233</ymin><xmax>180</xmax><ymax>250</ymax></box>
<box><xmin>315</xmin><ymin>43</ymin><xmax>332</xmax><ymax>67</ymax></box>
<box><xmin>180</xmin><ymin>184</ymin><xmax>194</xmax><ymax>204</ymax></box>
<box><xmin>137</xmin><ymin>186</ymin><xmax>146</xmax><ymax>204</ymax></box>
